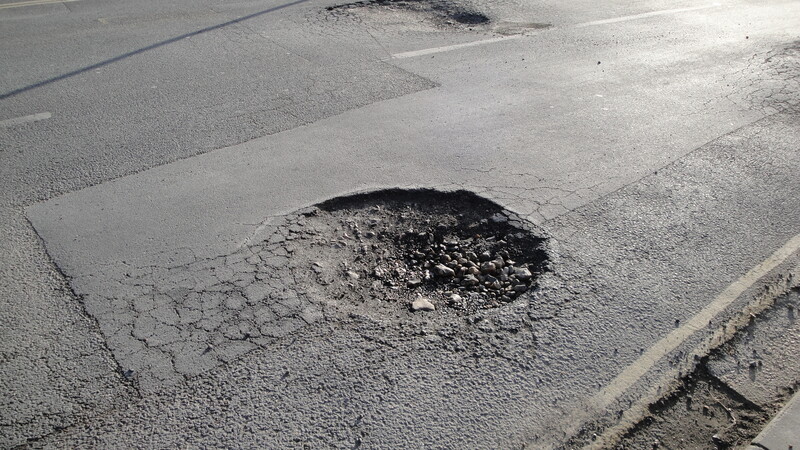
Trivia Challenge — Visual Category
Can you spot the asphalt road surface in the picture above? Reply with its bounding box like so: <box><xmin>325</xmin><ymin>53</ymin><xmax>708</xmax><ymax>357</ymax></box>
<box><xmin>2</xmin><ymin>0</ymin><xmax>799</xmax><ymax>447</ymax></box>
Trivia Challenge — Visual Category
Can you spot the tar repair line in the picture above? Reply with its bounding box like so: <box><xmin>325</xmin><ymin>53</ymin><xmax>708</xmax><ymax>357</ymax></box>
<box><xmin>591</xmin><ymin>232</ymin><xmax>800</xmax><ymax>412</ymax></box>
<box><xmin>0</xmin><ymin>0</ymin><xmax>78</xmax><ymax>10</ymax></box>
<box><xmin>0</xmin><ymin>112</ymin><xmax>52</xmax><ymax>127</ymax></box>
<box><xmin>390</xmin><ymin>3</ymin><xmax>722</xmax><ymax>59</ymax></box>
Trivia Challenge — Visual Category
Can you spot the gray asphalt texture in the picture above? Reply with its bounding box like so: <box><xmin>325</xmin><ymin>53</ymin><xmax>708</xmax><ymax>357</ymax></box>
<box><xmin>3</xmin><ymin>0</ymin><xmax>800</xmax><ymax>447</ymax></box>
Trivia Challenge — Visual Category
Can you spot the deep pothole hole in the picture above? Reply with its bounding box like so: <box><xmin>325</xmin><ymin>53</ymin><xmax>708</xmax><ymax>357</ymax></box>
<box><xmin>449</xmin><ymin>11</ymin><xmax>489</xmax><ymax>25</ymax></box>
<box><xmin>310</xmin><ymin>189</ymin><xmax>549</xmax><ymax>315</ymax></box>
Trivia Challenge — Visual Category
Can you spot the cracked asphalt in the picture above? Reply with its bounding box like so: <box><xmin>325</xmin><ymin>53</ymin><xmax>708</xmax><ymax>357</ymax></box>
<box><xmin>2</xmin><ymin>0</ymin><xmax>800</xmax><ymax>447</ymax></box>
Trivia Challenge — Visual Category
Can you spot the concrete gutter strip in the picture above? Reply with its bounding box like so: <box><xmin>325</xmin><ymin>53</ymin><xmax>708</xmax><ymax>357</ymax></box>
<box><xmin>749</xmin><ymin>391</ymin><xmax>800</xmax><ymax>450</ymax></box>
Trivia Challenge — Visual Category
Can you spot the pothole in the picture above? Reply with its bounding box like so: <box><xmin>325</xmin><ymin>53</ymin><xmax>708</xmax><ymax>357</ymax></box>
<box><xmin>325</xmin><ymin>0</ymin><xmax>492</xmax><ymax>31</ymax></box>
<box><xmin>95</xmin><ymin>189</ymin><xmax>551</xmax><ymax>387</ymax></box>
<box><xmin>306</xmin><ymin>189</ymin><xmax>550</xmax><ymax>315</ymax></box>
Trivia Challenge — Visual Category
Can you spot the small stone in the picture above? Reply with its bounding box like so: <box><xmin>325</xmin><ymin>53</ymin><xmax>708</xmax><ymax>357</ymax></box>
<box><xmin>434</xmin><ymin>264</ymin><xmax>456</xmax><ymax>277</ymax></box>
<box><xmin>490</xmin><ymin>213</ymin><xmax>508</xmax><ymax>223</ymax></box>
<box><xmin>407</xmin><ymin>278</ymin><xmax>423</xmax><ymax>288</ymax></box>
<box><xmin>462</xmin><ymin>274</ymin><xmax>480</xmax><ymax>286</ymax></box>
<box><xmin>515</xmin><ymin>267</ymin><xmax>533</xmax><ymax>280</ymax></box>
<box><xmin>449</xmin><ymin>294</ymin><xmax>462</xmax><ymax>304</ymax></box>
<box><xmin>468</xmin><ymin>266</ymin><xmax>481</xmax><ymax>275</ymax></box>
<box><xmin>513</xmin><ymin>284</ymin><xmax>528</xmax><ymax>293</ymax></box>
<box><xmin>364</xmin><ymin>231</ymin><xmax>376</xmax><ymax>238</ymax></box>
<box><xmin>466</xmin><ymin>252</ymin><xmax>478</xmax><ymax>261</ymax></box>
<box><xmin>480</xmin><ymin>262</ymin><xmax>496</xmax><ymax>274</ymax></box>
<box><xmin>493</xmin><ymin>257</ymin><xmax>505</xmax><ymax>269</ymax></box>
<box><xmin>346</xmin><ymin>270</ymin><xmax>360</xmax><ymax>280</ymax></box>
<box><xmin>479</xmin><ymin>251</ymin><xmax>492</xmax><ymax>261</ymax></box>
<box><xmin>440</xmin><ymin>254</ymin><xmax>452</xmax><ymax>263</ymax></box>
<box><xmin>411</xmin><ymin>297</ymin><xmax>436</xmax><ymax>312</ymax></box>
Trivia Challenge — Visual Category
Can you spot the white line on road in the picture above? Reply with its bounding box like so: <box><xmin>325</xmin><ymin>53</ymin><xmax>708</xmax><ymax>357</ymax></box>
<box><xmin>0</xmin><ymin>0</ymin><xmax>78</xmax><ymax>10</ymax></box>
<box><xmin>390</xmin><ymin>3</ymin><xmax>723</xmax><ymax>59</ymax></box>
<box><xmin>0</xmin><ymin>112</ymin><xmax>52</xmax><ymax>127</ymax></box>
<box><xmin>574</xmin><ymin>3</ymin><xmax>722</xmax><ymax>28</ymax></box>
<box><xmin>590</xmin><ymin>232</ymin><xmax>800</xmax><ymax>412</ymax></box>
<box><xmin>391</xmin><ymin>35</ymin><xmax>524</xmax><ymax>59</ymax></box>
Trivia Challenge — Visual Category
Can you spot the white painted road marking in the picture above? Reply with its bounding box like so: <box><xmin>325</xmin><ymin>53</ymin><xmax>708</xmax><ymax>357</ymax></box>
<box><xmin>0</xmin><ymin>0</ymin><xmax>78</xmax><ymax>10</ymax></box>
<box><xmin>591</xmin><ymin>232</ymin><xmax>800</xmax><ymax>412</ymax></box>
<box><xmin>390</xmin><ymin>3</ymin><xmax>723</xmax><ymax>59</ymax></box>
<box><xmin>392</xmin><ymin>35</ymin><xmax>524</xmax><ymax>59</ymax></box>
<box><xmin>0</xmin><ymin>112</ymin><xmax>52</xmax><ymax>127</ymax></box>
<box><xmin>575</xmin><ymin>3</ymin><xmax>722</xmax><ymax>28</ymax></box>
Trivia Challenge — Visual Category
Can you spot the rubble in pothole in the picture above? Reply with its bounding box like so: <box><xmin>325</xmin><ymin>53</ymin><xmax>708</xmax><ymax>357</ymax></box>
<box><xmin>307</xmin><ymin>189</ymin><xmax>550</xmax><ymax>315</ymax></box>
